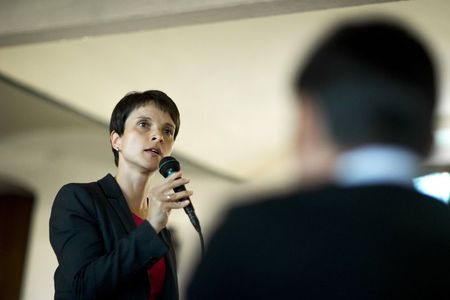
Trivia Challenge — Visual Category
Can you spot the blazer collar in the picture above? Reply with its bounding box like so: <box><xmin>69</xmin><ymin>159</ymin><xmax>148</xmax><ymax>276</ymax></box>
<box><xmin>97</xmin><ymin>173</ymin><xmax>135</xmax><ymax>233</ymax></box>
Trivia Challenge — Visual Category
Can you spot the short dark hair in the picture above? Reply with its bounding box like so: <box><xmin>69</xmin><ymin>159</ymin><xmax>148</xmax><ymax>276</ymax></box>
<box><xmin>295</xmin><ymin>19</ymin><xmax>437</xmax><ymax>156</ymax></box>
<box><xmin>109</xmin><ymin>90</ymin><xmax>180</xmax><ymax>166</ymax></box>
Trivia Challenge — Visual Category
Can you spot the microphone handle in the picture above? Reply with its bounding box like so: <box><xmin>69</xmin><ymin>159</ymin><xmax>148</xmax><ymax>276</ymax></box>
<box><xmin>162</xmin><ymin>164</ymin><xmax>205</xmax><ymax>256</ymax></box>
<box><xmin>173</xmin><ymin>185</ymin><xmax>189</xmax><ymax>199</ymax></box>
<box><xmin>172</xmin><ymin>185</ymin><xmax>201</xmax><ymax>232</ymax></box>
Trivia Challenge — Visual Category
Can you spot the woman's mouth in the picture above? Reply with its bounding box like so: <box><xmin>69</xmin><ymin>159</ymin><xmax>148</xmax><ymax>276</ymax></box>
<box><xmin>145</xmin><ymin>147</ymin><xmax>161</xmax><ymax>156</ymax></box>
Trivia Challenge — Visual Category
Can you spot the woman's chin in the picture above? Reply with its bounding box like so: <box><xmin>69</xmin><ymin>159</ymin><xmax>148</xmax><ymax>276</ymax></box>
<box><xmin>141</xmin><ymin>161</ymin><xmax>159</xmax><ymax>174</ymax></box>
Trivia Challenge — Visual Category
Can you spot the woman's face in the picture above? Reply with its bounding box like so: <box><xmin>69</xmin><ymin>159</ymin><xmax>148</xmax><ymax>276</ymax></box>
<box><xmin>112</xmin><ymin>103</ymin><xmax>176</xmax><ymax>173</ymax></box>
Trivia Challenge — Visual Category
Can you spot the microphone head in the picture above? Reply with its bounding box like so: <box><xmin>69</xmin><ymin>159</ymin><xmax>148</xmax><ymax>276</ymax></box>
<box><xmin>159</xmin><ymin>156</ymin><xmax>180</xmax><ymax>178</ymax></box>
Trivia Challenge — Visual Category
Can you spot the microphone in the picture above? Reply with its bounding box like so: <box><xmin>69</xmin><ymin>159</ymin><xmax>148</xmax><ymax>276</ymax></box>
<box><xmin>159</xmin><ymin>156</ymin><xmax>202</xmax><ymax>233</ymax></box>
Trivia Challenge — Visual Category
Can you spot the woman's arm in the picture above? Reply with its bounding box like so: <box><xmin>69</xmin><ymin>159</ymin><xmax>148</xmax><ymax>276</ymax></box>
<box><xmin>49</xmin><ymin>183</ymin><xmax>167</xmax><ymax>299</ymax></box>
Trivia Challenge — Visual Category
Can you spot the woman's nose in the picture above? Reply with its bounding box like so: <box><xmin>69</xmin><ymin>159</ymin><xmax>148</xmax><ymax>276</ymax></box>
<box><xmin>151</xmin><ymin>132</ymin><xmax>163</xmax><ymax>142</ymax></box>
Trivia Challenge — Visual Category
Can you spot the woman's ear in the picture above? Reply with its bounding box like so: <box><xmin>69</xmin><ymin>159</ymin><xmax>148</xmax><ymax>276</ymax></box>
<box><xmin>110</xmin><ymin>131</ymin><xmax>121</xmax><ymax>151</ymax></box>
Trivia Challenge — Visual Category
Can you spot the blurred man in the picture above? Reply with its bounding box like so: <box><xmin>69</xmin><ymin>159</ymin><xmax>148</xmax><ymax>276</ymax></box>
<box><xmin>187</xmin><ymin>19</ymin><xmax>450</xmax><ymax>299</ymax></box>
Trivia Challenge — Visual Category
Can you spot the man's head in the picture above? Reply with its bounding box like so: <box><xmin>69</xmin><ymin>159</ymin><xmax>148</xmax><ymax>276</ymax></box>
<box><xmin>109</xmin><ymin>90</ymin><xmax>180</xmax><ymax>167</ymax></box>
<box><xmin>295</xmin><ymin>19</ymin><xmax>437</xmax><ymax>157</ymax></box>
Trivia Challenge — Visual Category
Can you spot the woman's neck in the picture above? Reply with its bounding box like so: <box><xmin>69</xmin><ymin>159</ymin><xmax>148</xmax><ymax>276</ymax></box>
<box><xmin>115</xmin><ymin>166</ymin><xmax>154</xmax><ymax>218</ymax></box>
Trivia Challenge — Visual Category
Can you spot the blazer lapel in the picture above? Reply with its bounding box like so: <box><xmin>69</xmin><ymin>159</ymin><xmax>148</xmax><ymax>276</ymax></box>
<box><xmin>97</xmin><ymin>174</ymin><xmax>135</xmax><ymax>233</ymax></box>
<box><xmin>162</xmin><ymin>230</ymin><xmax>176</xmax><ymax>266</ymax></box>
<box><xmin>161</xmin><ymin>229</ymin><xmax>179</xmax><ymax>298</ymax></box>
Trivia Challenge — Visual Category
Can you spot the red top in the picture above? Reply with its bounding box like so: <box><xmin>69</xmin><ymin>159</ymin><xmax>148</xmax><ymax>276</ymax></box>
<box><xmin>132</xmin><ymin>213</ymin><xmax>166</xmax><ymax>300</ymax></box>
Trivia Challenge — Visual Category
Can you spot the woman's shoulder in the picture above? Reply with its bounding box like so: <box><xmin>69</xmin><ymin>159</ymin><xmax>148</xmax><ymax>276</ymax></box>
<box><xmin>50</xmin><ymin>179</ymin><xmax>108</xmax><ymax>232</ymax></box>
<box><xmin>53</xmin><ymin>178</ymin><xmax>104</xmax><ymax>210</ymax></box>
<box><xmin>57</xmin><ymin>181</ymin><xmax>95</xmax><ymax>196</ymax></box>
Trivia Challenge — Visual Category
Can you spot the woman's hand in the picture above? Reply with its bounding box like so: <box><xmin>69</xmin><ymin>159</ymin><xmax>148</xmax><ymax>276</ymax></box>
<box><xmin>147</xmin><ymin>171</ymin><xmax>192</xmax><ymax>233</ymax></box>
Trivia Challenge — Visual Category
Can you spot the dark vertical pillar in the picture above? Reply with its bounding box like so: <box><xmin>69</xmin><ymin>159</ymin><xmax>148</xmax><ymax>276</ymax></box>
<box><xmin>0</xmin><ymin>190</ymin><xmax>34</xmax><ymax>300</ymax></box>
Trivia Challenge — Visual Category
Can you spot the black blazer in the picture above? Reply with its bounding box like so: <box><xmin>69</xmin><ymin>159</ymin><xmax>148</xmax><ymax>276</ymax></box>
<box><xmin>50</xmin><ymin>174</ymin><xmax>179</xmax><ymax>300</ymax></box>
<box><xmin>188</xmin><ymin>184</ymin><xmax>450</xmax><ymax>299</ymax></box>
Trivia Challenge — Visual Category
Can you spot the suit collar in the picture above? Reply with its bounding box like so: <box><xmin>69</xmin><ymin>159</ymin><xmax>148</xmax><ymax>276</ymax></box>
<box><xmin>97</xmin><ymin>173</ymin><xmax>135</xmax><ymax>232</ymax></box>
<box><xmin>98</xmin><ymin>173</ymin><xmax>124</xmax><ymax>199</ymax></box>
<box><xmin>334</xmin><ymin>145</ymin><xmax>419</xmax><ymax>187</ymax></box>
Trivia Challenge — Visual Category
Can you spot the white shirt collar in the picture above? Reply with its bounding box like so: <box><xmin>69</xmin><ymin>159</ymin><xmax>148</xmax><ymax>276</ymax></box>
<box><xmin>334</xmin><ymin>145</ymin><xmax>420</xmax><ymax>187</ymax></box>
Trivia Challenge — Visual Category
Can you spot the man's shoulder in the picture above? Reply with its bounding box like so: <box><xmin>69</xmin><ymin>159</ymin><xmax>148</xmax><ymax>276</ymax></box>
<box><xmin>236</xmin><ymin>183</ymin><xmax>340</xmax><ymax>205</ymax></box>
<box><xmin>226</xmin><ymin>183</ymin><xmax>450</xmax><ymax>224</ymax></box>
<box><xmin>226</xmin><ymin>184</ymin><xmax>338</xmax><ymax>220</ymax></box>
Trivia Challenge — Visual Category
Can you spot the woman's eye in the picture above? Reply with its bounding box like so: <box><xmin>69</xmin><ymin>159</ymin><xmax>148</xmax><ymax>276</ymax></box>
<box><xmin>164</xmin><ymin>129</ymin><xmax>174</xmax><ymax>136</ymax></box>
<box><xmin>138</xmin><ymin>121</ymin><xmax>149</xmax><ymax>128</ymax></box>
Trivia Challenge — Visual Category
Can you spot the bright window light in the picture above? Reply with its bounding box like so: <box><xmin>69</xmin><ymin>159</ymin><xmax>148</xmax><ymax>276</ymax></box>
<box><xmin>413</xmin><ymin>172</ymin><xmax>450</xmax><ymax>204</ymax></box>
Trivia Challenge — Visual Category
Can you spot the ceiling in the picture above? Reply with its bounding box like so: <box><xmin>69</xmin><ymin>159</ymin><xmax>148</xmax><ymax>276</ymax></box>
<box><xmin>0</xmin><ymin>0</ymin><xmax>396</xmax><ymax>46</ymax></box>
<box><xmin>1</xmin><ymin>0</ymin><xmax>450</xmax><ymax>181</ymax></box>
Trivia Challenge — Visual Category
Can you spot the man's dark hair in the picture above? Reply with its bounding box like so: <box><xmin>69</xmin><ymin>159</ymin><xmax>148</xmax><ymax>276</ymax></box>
<box><xmin>295</xmin><ymin>19</ymin><xmax>437</xmax><ymax>156</ymax></box>
<box><xmin>109</xmin><ymin>90</ymin><xmax>180</xmax><ymax>166</ymax></box>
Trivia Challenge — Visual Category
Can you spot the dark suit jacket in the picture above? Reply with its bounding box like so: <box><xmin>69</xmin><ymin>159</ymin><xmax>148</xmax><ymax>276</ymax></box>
<box><xmin>50</xmin><ymin>174</ymin><xmax>179</xmax><ymax>300</ymax></box>
<box><xmin>188</xmin><ymin>184</ymin><xmax>450</xmax><ymax>299</ymax></box>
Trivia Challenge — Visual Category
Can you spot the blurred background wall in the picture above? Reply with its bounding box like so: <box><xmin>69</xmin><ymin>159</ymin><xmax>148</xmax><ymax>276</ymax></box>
<box><xmin>1</xmin><ymin>0</ymin><xmax>450</xmax><ymax>299</ymax></box>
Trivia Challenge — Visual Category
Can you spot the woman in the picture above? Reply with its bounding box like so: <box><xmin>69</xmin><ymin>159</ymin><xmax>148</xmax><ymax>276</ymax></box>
<box><xmin>50</xmin><ymin>90</ymin><xmax>192</xmax><ymax>300</ymax></box>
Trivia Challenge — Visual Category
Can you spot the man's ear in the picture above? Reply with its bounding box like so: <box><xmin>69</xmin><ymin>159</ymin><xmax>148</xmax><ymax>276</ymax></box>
<box><xmin>296</xmin><ymin>93</ymin><xmax>338</xmax><ymax>186</ymax></box>
<box><xmin>297</xmin><ymin>93</ymin><xmax>323</xmax><ymax>150</ymax></box>
<box><xmin>110</xmin><ymin>131</ymin><xmax>121</xmax><ymax>150</ymax></box>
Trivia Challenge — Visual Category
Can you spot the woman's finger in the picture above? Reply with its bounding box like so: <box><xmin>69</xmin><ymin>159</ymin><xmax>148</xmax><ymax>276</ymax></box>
<box><xmin>163</xmin><ymin>190</ymin><xmax>193</xmax><ymax>202</ymax></box>
<box><xmin>162</xmin><ymin>199</ymin><xmax>190</xmax><ymax>210</ymax></box>
<box><xmin>158</xmin><ymin>176</ymin><xmax>189</xmax><ymax>196</ymax></box>
<box><xmin>166</xmin><ymin>177</ymin><xmax>190</xmax><ymax>190</ymax></box>
<box><xmin>163</xmin><ymin>171</ymin><xmax>183</xmax><ymax>183</ymax></box>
